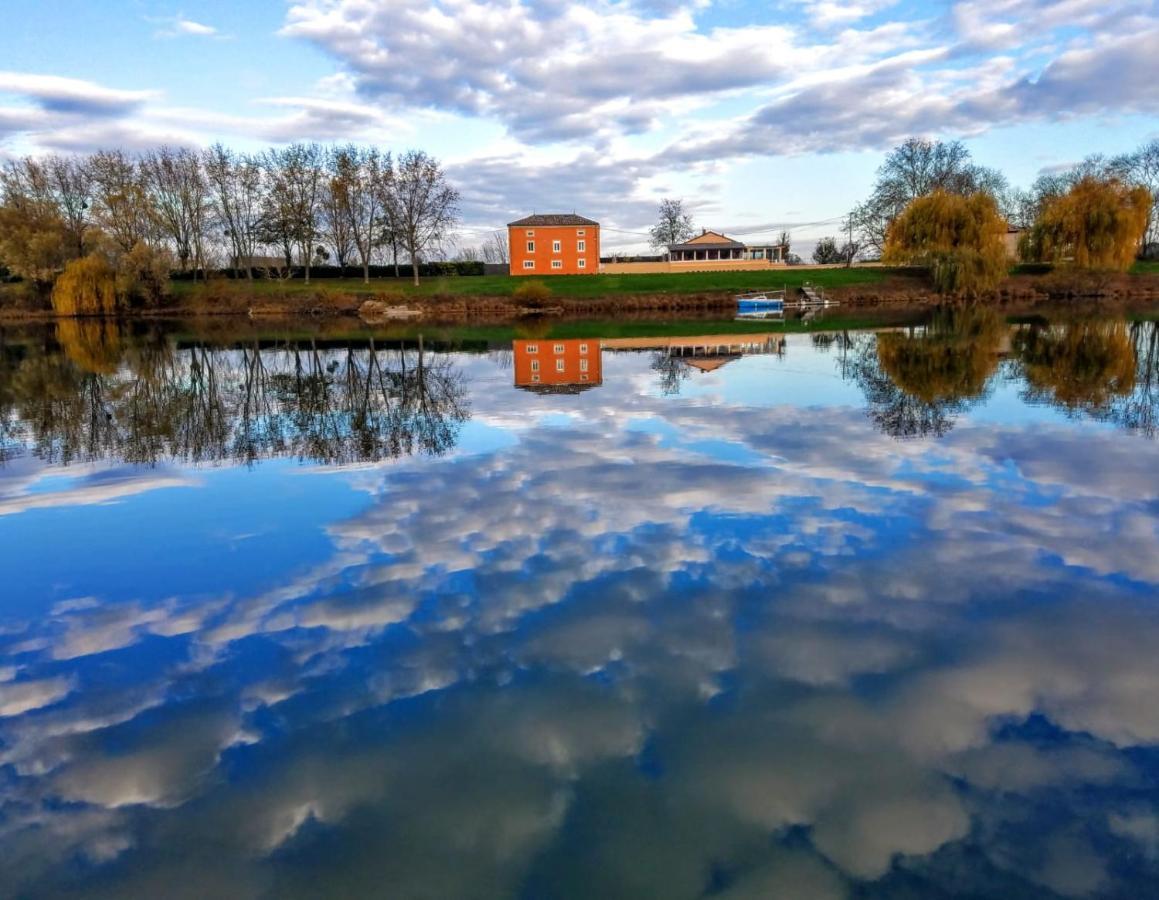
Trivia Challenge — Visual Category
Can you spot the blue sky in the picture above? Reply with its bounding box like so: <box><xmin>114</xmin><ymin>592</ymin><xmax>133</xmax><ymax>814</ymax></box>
<box><xmin>2</xmin><ymin>0</ymin><xmax>1157</xmax><ymax>251</ymax></box>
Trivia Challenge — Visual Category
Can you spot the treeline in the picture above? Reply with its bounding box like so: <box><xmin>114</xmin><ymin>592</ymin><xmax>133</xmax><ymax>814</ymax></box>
<box><xmin>0</xmin><ymin>143</ymin><xmax>461</xmax><ymax>312</ymax></box>
<box><xmin>818</xmin><ymin>138</ymin><xmax>1159</xmax><ymax>287</ymax></box>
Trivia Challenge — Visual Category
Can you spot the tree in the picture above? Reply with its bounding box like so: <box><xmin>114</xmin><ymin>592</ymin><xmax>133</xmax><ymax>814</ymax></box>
<box><xmin>482</xmin><ymin>230</ymin><xmax>508</xmax><ymax>264</ymax></box>
<box><xmin>812</xmin><ymin>236</ymin><xmax>842</xmax><ymax>264</ymax></box>
<box><xmin>849</xmin><ymin>138</ymin><xmax>1008</xmax><ymax>256</ymax></box>
<box><xmin>140</xmin><ymin>147</ymin><xmax>208</xmax><ymax>276</ymax></box>
<box><xmin>777</xmin><ymin>230</ymin><xmax>791</xmax><ymax>259</ymax></box>
<box><xmin>1014</xmin><ymin>322</ymin><xmax>1136</xmax><ymax>413</ymax></box>
<box><xmin>262</xmin><ymin>143</ymin><xmax>324</xmax><ymax>283</ymax></box>
<box><xmin>336</xmin><ymin>146</ymin><xmax>388</xmax><ymax>284</ymax></box>
<box><xmin>1121</xmin><ymin>139</ymin><xmax>1159</xmax><ymax>253</ymax></box>
<box><xmin>391</xmin><ymin>150</ymin><xmax>459</xmax><ymax>286</ymax></box>
<box><xmin>320</xmin><ymin>145</ymin><xmax>358</xmax><ymax>269</ymax></box>
<box><xmin>0</xmin><ymin>160</ymin><xmax>75</xmax><ymax>284</ymax></box>
<box><xmin>203</xmin><ymin>144</ymin><xmax>264</xmax><ymax>279</ymax></box>
<box><xmin>649</xmin><ymin>198</ymin><xmax>695</xmax><ymax>251</ymax></box>
<box><xmin>883</xmin><ymin>190</ymin><xmax>1009</xmax><ymax>293</ymax></box>
<box><xmin>1022</xmin><ymin>176</ymin><xmax>1151</xmax><ymax>270</ymax></box>
<box><xmin>89</xmin><ymin>150</ymin><xmax>154</xmax><ymax>256</ymax></box>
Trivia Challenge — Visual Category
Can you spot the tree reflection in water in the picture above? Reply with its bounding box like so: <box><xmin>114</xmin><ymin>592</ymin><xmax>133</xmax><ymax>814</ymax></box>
<box><xmin>843</xmin><ymin>309</ymin><xmax>1004</xmax><ymax>438</ymax></box>
<box><xmin>839</xmin><ymin>313</ymin><xmax>1159</xmax><ymax>441</ymax></box>
<box><xmin>0</xmin><ymin>322</ymin><xmax>470</xmax><ymax>466</ymax></box>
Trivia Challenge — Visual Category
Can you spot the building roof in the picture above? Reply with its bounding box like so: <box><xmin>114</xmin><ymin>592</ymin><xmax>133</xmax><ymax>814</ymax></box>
<box><xmin>669</xmin><ymin>230</ymin><xmax>744</xmax><ymax>251</ymax></box>
<box><xmin>509</xmin><ymin>213</ymin><xmax>599</xmax><ymax>227</ymax></box>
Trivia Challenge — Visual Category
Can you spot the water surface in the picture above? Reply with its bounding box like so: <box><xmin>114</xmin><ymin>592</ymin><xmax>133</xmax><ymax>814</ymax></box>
<box><xmin>1</xmin><ymin>312</ymin><xmax>1158</xmax><ymax>899</ymax></box>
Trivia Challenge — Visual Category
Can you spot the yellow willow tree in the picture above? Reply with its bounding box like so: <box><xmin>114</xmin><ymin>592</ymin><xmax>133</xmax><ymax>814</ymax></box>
<box><xmin>1014</xmin><ymin>321</ymin><xmax>1136</xmax><ymax>412</ymax></box>
<box><xmin>51</xmin><ymin>255</ymin><xmax>121</xmax><ymax>317</ymax></box>
<box><xmin>1024</xmin><ymin>176</ymin><xmax>1151</xmax><ymax>270</ymax></box>
<box><xmin>883</xmin><ymin>190</ymin><xmax>1009</xmax><ymax>294</ymax></box>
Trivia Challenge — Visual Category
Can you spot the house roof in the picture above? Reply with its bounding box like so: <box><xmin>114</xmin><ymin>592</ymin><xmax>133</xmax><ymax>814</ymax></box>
<box><xmin>669</xmin><ymin>230</ymin><xmax>744</xmax><ymax>251</ymax></box>
<box><xmin>682</xmin><ymin>356</ymin><xmax>738</xmax><ymax>373</ymax></box>
<box><xmin>509</xmin><ymin>214</ymin><xmax>599</xmax><ymax>227</ymax></box>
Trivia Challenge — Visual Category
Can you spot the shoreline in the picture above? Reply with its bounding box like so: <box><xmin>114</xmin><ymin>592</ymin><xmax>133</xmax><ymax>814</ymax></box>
<box><xmin>3</xmin><ymin>270</ymin><xmax>1158</xmax><ymax>326</ymax></box>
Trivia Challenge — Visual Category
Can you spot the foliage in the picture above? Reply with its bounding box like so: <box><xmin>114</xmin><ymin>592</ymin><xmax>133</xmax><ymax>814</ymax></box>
<box><xmin>513</xmin><ymin>280</ymin><xmax>553</xmax><ymax>305</ymax></box>
<box><xmin>649</xmin><ymin>198</ymin><xmax>695</xmax><ymax>250</ymax></box>
<box><xmin>883</xmin><ymin>190</ymin><xmax>1009</xmax><ymax>293</ymax></box>
<box><xmin>1014</xmin><ymin>321</ymin><xmax>1136</xmax><ymax>412</ymax></box>
<box><xmin>116</xmin><ymin>242</ymin><xmax>174</xmax><ymax>306</ymax></box>
<box><xmin>1021</xmin><ymin>177</ymin><xmax>1151</xmax><ymax>271</ymax></box>
<box><xmin>51</xmin><ymin>255</ymin><xmax>121</xmax><ymax>316</ymax></box>
<box><xmin>55</xmin><ymin>318</ymin><xmax>124</xmax><ymax>373</ymax></box>
<box><xmin>392</xmin><ymin>150</ymin><xmax>460</xmax><ymax>286</ymax></box>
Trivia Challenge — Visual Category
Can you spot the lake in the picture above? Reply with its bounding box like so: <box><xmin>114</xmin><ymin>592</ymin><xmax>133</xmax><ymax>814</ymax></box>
<box><xmin>1</xmin><ymin>310</ymin><xmax>1158</xmax><ymax>899</ymax></box>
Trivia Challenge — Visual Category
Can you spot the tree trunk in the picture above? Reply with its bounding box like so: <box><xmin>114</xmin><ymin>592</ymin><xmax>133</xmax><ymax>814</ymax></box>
<box><xmin>411</xmin><ymin>245</ymin><xmax>420</xmax><ymax>286</ymax></box>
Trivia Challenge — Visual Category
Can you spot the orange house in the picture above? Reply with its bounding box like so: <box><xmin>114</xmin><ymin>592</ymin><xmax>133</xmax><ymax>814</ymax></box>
<box><xmin>508</xmin><ymin>214</ymin><xmax>600</xmax><ymax>276</ymax></box>
<box><xmin>513</xmin><ymin>338</ymin><xmax>603</xmax><ymax>392</ymax></box>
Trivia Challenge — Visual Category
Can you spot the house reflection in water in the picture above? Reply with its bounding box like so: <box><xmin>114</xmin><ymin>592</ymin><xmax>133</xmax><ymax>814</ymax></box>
<box><xmin>604</xmin><ymin>334</ymin><xmax>787</xmax><ymax>373</ymax></box>
<box><xmin>513</xmin><ymin>339</ymin><xmax>603</xmax><ymax>393</ymax></box>
<box><xmin>512</xmin><ymin>334</ymin><xmax>786</xmax><ymax>392</ymax></box>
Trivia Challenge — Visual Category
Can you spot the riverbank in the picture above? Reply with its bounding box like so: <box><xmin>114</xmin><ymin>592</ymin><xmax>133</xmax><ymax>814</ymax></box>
<box><xmin>2</xmin><ymin>263</ymin><xmax>1158</xmax><ymax>324</ymax></box>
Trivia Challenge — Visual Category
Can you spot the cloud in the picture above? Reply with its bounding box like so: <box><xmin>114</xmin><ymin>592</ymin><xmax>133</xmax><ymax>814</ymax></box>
<box><xmin>0</xmin><ymin>72</ymin><xmax>155</xmax><ymax>116</ymax></box>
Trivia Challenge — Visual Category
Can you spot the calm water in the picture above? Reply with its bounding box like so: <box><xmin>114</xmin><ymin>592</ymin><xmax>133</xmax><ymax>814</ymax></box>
<box><xmin>1</xmin><ymin>312</ymin><xmax>1158</xmax><ymax>899</ymax></box>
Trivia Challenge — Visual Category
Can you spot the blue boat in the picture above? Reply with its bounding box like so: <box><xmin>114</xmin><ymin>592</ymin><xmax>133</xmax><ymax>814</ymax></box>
<box><xmin>736</xmin><ymin>290</ymin><xmax>785</xmax><ymax>311</ymax></box>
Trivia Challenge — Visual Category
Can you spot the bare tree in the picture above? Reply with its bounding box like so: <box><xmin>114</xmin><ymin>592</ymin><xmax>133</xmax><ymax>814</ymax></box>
<box><xmin>482</xmin><ymin>230</ymin><xmax>508</xmax><ymax>264</ymax></box>
<box><xmin>44</xmin><ymin>155</ymin><xmax>92</xmax><ymax>258</ymax></box>
<box><xmin>141</xmin><ymin>147</ymin><xmax>209</xmax><ymax>277</ymax></box>
<box><xmin>649</xmin><ymin>198</ymin><xmax>695</xmax><ymax>251</ymax></box>
<box><xmin>320</xmin><ymin>145</ymin><xmax>357</xmax><ymax>269</ymax></box>
<box><xmin>339</xmin><ymin>146</ymin><xmax>388</xmax><ymax>284</ymax></box>
<box><xmin>203</xmin><ymin>144</ymin><xmax>264</xmax><ymax>279</ymax></box>
<box><xmin>391</xmin><ymin>150</ymin><xmax>460</xmax><ymax>286</ymax></box>
<box><xmin>262</xmin><ymin>143</ymin><xmax>324</xmax><ymax>284</ymax></box>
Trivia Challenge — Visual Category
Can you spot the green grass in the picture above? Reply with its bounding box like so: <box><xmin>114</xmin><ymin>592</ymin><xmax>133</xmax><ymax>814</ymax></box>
<box><xmin>169</xmin><ymin>266</ymin><xmax>895</xmax><ymax>301</ymax></box>
<box><xmin>1131</xmin><ymin>260</ymin><xmax>1159</xmax><ymax>275</ymax></box>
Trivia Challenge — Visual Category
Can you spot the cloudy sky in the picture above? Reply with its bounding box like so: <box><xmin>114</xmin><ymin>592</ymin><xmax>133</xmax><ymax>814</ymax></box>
<box><xmin>2</xmin><ymin>0</ymin><xmax>1158</xmax><ymax>250</ymax></box>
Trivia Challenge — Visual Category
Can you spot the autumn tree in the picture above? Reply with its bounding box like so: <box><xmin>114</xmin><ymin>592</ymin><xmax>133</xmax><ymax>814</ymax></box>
<box><xmin>391</xmin><ymin>150</ymin><xmax>460</xmax><ymax>286</ymax></box>
<box><xmin>883</xmin><ymin>190</ymin><xmax>1009</xmax><ymax>293</ymax></box>
<box><xmin>320</xmin><ymin>145</ymin><xmax>357</xmax><ymax>269</ymax></box>
<box><xmin>0</xmin><ymin>160</ymin><xmax>75</xmax><ymax>285</ymax></box>
<box><xmin>650</xmin><ymin>198</ymin><xmax>695</xmax><ymax>251</ymax></box>
<box><xmin>89</xmin><ymin>150</ymin><xmax>154</xmax><ymax>256</ymax></box>
<box><xmin>262</xmin><ymin>143</ymin><xmax>324</xmax><ymax>283</ymax></box>
<box><xmin>812</xmin><ymin>237</ymin><xmax>842</xmax><ymax>264</ymax></box>
<box><xmin>1022</xmin><ymin>176</ymin><xmax>1151</xmax><ymax>270</ymax></box>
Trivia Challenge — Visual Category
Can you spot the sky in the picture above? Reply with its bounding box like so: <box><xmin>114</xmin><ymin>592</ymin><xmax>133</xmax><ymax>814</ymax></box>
<box><xmin>1</xmin><ymin>0</ymin><xmax>1158</xmax><ymax>253</ymax></box>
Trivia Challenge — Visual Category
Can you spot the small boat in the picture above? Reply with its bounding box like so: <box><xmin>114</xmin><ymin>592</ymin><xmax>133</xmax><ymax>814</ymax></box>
<box><xmin>736</xmin><ymin>290</ymin><xmax>785</xmax><ymax>311</ymax></box>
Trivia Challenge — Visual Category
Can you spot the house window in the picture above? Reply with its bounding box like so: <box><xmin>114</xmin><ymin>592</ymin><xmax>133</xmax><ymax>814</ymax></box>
<box><xmin>526</xmin><ymin>230</ymin><xmax>535</xmax><ymax>236</ymax></box>
<box><xmin>579</xmin><ymin>343</ymin><xmax>588</xmax><ymax>354</ymax></box>
<box><xmin>523</xmin><ymin>260</ymin><xmax>535</xmax><ymax>269</ymax></box>
<box><xmin>580</xmin><ymin>359</ymin><xmax>589</xmax><ymax>372</ymax></box>
<box><xmin>577</xmin><ymin>259</ymin><xmax>586</xmax><ymax>269</ymax></box>
<box><xmin>556</xmin><ymin>358</ymin><xmax>566</xmax><ymax>372</ymax></box>
<box><xmin>532</xmin><ymin>374</ymin><xmax>540</xmax><ymax>382</ymax></box>
<box><xmin>526</xmin><ymin>344</ymin><xmax>538</xmax><ymax>354</ymax></box>
<box><xmin>531</xmin><ymin>359</ymin><xmax>540</xmax><ymax>372</ymax></box>
<box><xmin>577</xmin><ymin>229</ymin><xmax>586</xmax><ymax>236</ymax></box>
<box><xmin>554</xmin><ymin>344</ymin><xmax>564</xmax><ymax>354</ymax></box>
<box><xmin>551</xmin><ymin>260</ymin><xmax>563</xmax><ymax>269</ymax></box>
<box><xmin>527</xmin><ymin>241</ymin><xmax>535</xmax><ymax>253</ymax></box>
<box><xmin>577</xmin><ymin>240</ymin><xmax>586</xmax><ymax>252</ymax></box>
<box><xmin>580</xmin><ymin>374</ymin><xmax>589</xmax><ymax>382</ymax></box>
<box><xmin>552</xmin><ymin>240</ymin><xmax>561</xmax><ymax>253</ymax></box>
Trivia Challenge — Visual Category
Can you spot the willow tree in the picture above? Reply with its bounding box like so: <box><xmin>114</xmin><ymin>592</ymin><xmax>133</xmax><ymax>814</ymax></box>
<box><xmin>1014</xmin><ymin>321</ymin><xmax>1136</xmax><ymax>413</ymax></box>
<box><xmin>1022</xmin><ymin>176</ymin><xmax>1151</xmax><ymax>270</ymax></box>
<box><xmin>883</xmin><ymin>190</ymin><xmax>1009</xmax><ymax>293</ymax></box>
<box><xmin>51</xmin><ymin>255</ymin><xmax>120</xmax><ymax>316</ymax></box>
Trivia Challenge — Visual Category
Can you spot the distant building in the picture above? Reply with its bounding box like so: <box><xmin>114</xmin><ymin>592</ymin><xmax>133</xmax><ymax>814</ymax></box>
<box><xmin>668</xmin><ymin>230</ymin><xmax>787</xmax><ymax>265</ymax></box>
<box><xmin>1004</xmin><ymin>226</ymin><xmax>1024</xmax><ymax>261</ymax></box>
<box><xmin>508</xmin><ymin>214</ymin><xmax>600</xmax><ymax>276</ymax></box>
<box><xmin>512</xmin><ymin>338</ymin><xmax>602</xmax><ymax>392</ymax></box>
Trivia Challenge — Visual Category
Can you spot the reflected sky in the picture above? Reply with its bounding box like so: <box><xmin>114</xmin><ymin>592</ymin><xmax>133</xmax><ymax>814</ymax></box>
<box><xmin>1</xmin><ymin>319</ymin><xmax>1158</xmax><ymax>899</ymax></box>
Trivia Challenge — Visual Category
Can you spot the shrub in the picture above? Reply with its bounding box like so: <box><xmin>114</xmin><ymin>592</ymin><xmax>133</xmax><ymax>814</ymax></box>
<box><xmin>51</xmin><ymin>255</ymin><xmax>120</xmax><ymax>316</ymax></box>
<box><xmin>513</xmin><ymin>280</ymin><xmax>553</xmax><ymax>306</ymax></box>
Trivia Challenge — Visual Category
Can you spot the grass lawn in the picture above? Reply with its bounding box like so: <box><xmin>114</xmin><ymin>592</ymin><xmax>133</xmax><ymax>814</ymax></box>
<box><xmin>170</xmin><ymin>265</ymin><xmax>895</xmax><ymax>301</ymax></box>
